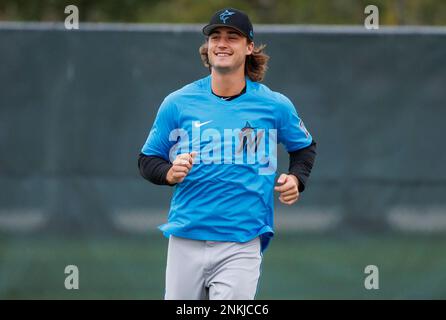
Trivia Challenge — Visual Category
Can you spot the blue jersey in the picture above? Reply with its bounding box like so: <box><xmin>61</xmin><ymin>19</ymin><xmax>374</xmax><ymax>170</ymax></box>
<box><xmin>141</xmin><ymin>75</ymin><xmax>312</xmax><ymax>251</ymax></box>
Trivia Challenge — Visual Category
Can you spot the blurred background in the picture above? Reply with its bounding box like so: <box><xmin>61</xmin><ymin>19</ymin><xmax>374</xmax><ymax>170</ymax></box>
<box><xmin>1</xmin><ymin>0</ymin><xmax>446</xmax><ymax>25</ymax></box>
<box><xmin>0</xmin><ymin>0</ymin><xmax>445</xmax><ymax>299</ymax></box>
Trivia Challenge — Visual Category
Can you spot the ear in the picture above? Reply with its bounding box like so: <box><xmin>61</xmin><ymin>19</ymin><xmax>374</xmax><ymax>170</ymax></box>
<box><xmin>246</xmin><ymin>41</ymin><xmax>254</xmax><ymax>55</ymax></box>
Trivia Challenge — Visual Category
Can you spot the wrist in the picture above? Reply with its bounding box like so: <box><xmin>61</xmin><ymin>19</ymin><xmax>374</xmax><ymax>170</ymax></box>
<box><xmin>288</xmin><ymin>174</ymin><xmax>299</xmax><ymax>188</ymax></box>
<box><xmin>165</xmin><ymin>166</ymin><xmax>175</xmax><ymax>185</ymax></box>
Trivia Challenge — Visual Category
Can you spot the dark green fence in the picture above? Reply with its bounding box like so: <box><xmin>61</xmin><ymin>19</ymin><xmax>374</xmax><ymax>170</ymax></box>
<box><xmin>0</xmin><ymin>23</ymin><xmax>445</xmax><ymax>299</ymax></box>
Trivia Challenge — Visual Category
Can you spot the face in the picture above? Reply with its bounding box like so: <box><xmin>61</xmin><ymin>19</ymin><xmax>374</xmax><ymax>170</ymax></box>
<box><xmin>207</xmin><ymin>27</ymin><xmax>254</xmax><ymax>74</ymax></box>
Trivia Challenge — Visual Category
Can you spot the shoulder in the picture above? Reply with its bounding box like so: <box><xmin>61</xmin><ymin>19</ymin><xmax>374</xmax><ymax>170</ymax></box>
<box><xmin>252</xmin><ymin>81</ymin><xmax>295</xmax><ymax>110</ymax></box>
<box><xmin>163</xmin><ymin>76</ymin><xmax>209</xmax><ymax>103</ymax></box>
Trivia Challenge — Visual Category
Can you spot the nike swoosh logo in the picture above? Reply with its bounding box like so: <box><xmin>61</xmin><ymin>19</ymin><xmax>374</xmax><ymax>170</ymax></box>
<box><xmin>194</xmin><ymin>120</ymin><xmax>213</xmax><ymax>128</ymax></box>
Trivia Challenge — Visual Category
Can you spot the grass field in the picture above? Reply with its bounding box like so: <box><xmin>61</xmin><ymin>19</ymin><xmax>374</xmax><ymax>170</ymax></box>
<box><xmin>1</xmin><ymin>232</ymin><xmax>446</xmax><ymax>299</ymax></box>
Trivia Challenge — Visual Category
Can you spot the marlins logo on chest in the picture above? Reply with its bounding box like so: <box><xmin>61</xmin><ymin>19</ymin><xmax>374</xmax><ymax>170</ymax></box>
<box><xmin>237</xmin><ymin>121</ymin><xmax>264</xmax><ymax>154</ymax></box>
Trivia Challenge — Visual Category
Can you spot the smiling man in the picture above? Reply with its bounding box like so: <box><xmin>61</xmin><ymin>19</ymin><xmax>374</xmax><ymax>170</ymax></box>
<box><xmin>138</xmin><ymin>8</ymin><xmax>317</xmax><ymax>300</ymax></box>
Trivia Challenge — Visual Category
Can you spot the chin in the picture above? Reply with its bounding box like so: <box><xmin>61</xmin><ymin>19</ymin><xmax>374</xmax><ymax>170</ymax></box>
<box><xmin>211</xmin><ymin>59</ymin><xmax>244</xmax><ymax>72</ymax></box>
<box><xmin>211</xmin><ymin>63</ymin><xmax>234</xmax><ymax>73</ymax></box>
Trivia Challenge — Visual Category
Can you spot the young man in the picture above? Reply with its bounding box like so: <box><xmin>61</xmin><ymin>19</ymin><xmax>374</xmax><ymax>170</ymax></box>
<box><xmin>138</xmin><ymin>8</ymin><xmax>317</xmax><ymax>300</ymax></box>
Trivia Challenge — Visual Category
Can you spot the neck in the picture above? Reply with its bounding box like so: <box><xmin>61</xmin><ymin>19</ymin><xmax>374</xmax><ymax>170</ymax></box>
<box><xmin>211</xmin><ymin>67</ymin><xmax>246</xmax><ymax>97</ymax></box>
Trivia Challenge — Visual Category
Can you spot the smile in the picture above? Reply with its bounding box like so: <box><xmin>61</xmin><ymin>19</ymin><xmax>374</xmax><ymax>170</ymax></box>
<box><xmin>215</xmin><ymin>52</ymin><xmax>232</xmax><ymax>57</ymax></box>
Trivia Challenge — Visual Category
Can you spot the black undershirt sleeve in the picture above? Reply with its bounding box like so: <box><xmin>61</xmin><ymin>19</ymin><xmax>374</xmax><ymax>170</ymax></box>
<box><xmin>288</xmin><ymin>140</ymin><xmax>317</xmax><ymax>193</ymax></box>
<box><xmin>138</xmin><ymin>153</ymin><xmax>175</xmax><ymax>186</ymax></box>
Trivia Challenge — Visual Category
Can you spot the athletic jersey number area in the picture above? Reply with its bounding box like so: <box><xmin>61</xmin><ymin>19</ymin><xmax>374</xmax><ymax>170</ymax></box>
<box><xmin>141</xmin><ymin>75</ymin><xmax>312</xmax><ymax>251</ymax></box>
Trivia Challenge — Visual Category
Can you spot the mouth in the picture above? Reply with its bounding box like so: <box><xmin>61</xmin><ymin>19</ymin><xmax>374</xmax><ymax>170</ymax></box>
<box><xmin>214</xmin><ymin>52</ymin><xmax>233</xmax><ymax>57</ymax></box>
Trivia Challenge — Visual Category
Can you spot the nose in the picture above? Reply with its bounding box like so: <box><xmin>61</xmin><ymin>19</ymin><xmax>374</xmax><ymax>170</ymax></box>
<box><xmin>216</xmin><ymin>37</ymin><xmax>229</xmax><ymax>48</ymax></box>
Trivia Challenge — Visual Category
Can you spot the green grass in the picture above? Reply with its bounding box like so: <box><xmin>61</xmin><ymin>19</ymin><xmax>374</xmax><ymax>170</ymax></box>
<box><xmin>1</xmin><ymin>233</ymin><xmax>446</xmax><ymax>299</ymax></box>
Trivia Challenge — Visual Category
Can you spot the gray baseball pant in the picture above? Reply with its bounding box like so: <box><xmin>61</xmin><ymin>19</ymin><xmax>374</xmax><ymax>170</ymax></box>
<box><xmin>164</xmin><ymin>235</ymin><xmax>262</xmax><ymax>300</ymax></box>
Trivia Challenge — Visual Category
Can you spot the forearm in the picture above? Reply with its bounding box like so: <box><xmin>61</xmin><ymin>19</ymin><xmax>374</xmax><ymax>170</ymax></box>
<box><xmin>138</xmin><ymin>153</ymin><xmax>175</xmax><ymax>186</ymax></box>
<box><xmin>288</xmin><ymin>140</ymin><xmax>317</xmax><ymax>192</ymax></box>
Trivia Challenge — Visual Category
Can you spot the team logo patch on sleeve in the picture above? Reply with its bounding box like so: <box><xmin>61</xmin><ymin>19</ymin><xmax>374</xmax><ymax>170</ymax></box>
<box><xmin>299</xmin><ymin>119</ymin><xmax>310</xmax><ymax>138</ymax></box>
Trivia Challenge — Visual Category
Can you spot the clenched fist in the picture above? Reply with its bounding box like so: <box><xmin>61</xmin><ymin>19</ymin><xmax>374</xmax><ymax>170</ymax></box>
<box><xmin>274</xmin><ymin>173</ymin><xmax>300</xmax><ymax>205</ymax></box>
<box><xmin>166</xmin><ymin>152</ymin><xmax>197</xmax><ymax>184</ymax></box>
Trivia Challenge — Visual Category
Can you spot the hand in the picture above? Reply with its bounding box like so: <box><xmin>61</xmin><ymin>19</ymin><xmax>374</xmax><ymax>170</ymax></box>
<box><xmin>274</xmin><ymin>174</ymin><xmax>300</xmax><ymax>205</ymax></box>
<box><xmin>166</xmin><ymin>152</ymin><xmax>197</xmax><ymax>184</ymax></box>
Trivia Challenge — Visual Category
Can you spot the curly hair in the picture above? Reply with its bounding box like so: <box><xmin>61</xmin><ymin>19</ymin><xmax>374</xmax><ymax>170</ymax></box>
<box><xmin>199</xmin><ymin>41</ymin><xmax>270</xmax><ymax>82</ymax></box>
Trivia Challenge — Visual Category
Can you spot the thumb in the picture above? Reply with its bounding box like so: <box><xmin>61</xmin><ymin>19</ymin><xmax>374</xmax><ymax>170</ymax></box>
<box><xmin>277</xmin><ymin>174</ymin><xmax>288</xmax><ymax>184</ymax></box>
<box><xmin>189</xmin><ymin>151</ymin><xmax>198</xmax><ymax>163</ymax></box>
